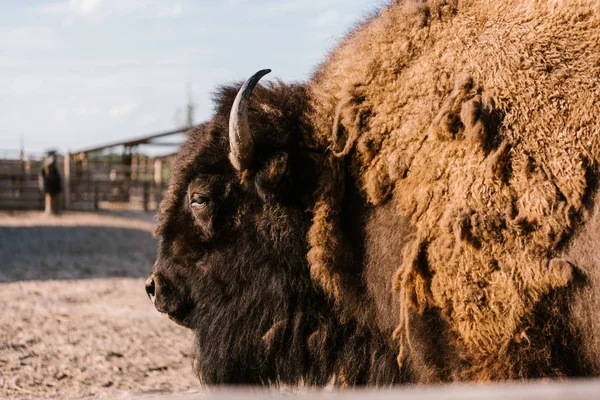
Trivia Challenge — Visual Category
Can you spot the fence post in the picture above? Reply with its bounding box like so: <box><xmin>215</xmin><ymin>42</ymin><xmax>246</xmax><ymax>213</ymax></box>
<box><xmin>143</xmin><ymin>181</ymin><xmax>149</xmax><ymax>211</ymax></box>
<box><xmin>153</xmin><ymin>159</ymin><xmax>163</xmax><ymax>209</ymax></box>
<box><xmin>93</xmin><ymin>181</ymin><xmax>98</xmax><ymax>210</ymax></box>
<box><xmin>64</xmin><ymin>152</ymin><xmax>71</xmax><ymax>211</ymax></box>
<box><xmin>153</xmin><ymin>159</ymin><xmax>162</xmax><ymax>186</ymax></box>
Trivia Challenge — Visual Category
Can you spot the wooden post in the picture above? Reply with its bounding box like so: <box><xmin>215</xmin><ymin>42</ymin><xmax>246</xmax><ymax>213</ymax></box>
<box><xmin>132</xmin><ymin>150</ymin><xmax>138</xmax><ymax>181</ymax></box>
<box><xmin>154</xmin><ymin>159</ymin><xmax>163</xmax><ymax>209</ymax></box>
<box><xmin>19</xmin><ymin>149</ymin><xmax>24</xmax><ymax>172</ymax></box>
<box><xmin>143</xmin><ymin>181</ymin><xmax>149</xmax><ymax>211</ymax></box>
<box><xmin>153</xmin><ymin>159</ymin><xmax>162</xmax><ymax>187</ymax></box>
<box><xmin>64</xmin><ymin>152</ymin><xmax>71</xmax><ymax>211</ymax></box>
<box><xmin>123</xmin><ymin>147</ymin><xmax>132</xmax><ymax>202</ymax></box>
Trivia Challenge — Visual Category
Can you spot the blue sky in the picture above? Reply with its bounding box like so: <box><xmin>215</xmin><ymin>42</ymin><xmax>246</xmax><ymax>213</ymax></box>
<box><xmin>0</xmin><ymin>0</ymin><xmax>384</xmax><ymax>155</ymax></box>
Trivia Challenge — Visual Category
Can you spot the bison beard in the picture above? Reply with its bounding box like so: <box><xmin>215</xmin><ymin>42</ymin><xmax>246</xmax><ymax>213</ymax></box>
<box><xmin>148</xmin><ymin>0</ymin><xmax>600</xmax><ymax>387</ymax></box>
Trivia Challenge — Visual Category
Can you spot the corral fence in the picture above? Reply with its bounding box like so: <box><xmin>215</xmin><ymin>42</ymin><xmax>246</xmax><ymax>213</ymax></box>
<box><xmin>0</xmin><ymin>156</ymin><xmax>44</xmax><ymax>210</ymax></box>
<box><xmin>0</xmin><ymin>151</ymin><xmax>170</xmax><ymax>212</ymax></box>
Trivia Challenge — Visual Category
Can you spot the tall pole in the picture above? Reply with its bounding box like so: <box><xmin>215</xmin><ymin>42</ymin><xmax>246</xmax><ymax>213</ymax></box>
<box><xmin>19</xmin><ymin>134</ymin><xmax>24</xmax><ymax>170</ymax></box>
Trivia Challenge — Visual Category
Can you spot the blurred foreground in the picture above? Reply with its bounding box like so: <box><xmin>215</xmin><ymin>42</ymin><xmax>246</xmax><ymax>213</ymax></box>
<box><xmin>114</xmin><ymin>379</ymin><xmax>600</xmax><ymax>399</ymax></box>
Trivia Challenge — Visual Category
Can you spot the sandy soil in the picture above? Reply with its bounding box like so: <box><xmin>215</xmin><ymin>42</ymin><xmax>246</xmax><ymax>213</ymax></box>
<box><xmin>0</xmin><ymin>211</ymin><xmax>199</xmax><ymax>399</ymax></box>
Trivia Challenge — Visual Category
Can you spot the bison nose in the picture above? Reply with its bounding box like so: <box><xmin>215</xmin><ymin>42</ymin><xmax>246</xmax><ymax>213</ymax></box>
<box><xmin>145</xmin><ymin>273</ymin><xmax>191</xmax><ymax>324</ymax></box>
<box><xmin>145</xmin><ymin>274</ymin><xmax>173</xmax><ymax>314</ymax></box>
<box><xmin>145</xmin><ymin>275</ymin><xmax>157</xmax><ymax>306</ymax></box>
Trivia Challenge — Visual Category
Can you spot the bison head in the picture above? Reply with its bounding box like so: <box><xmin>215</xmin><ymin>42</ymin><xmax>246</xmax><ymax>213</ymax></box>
<box><xmin>146</xmin><ymin>70</ymin><xmax>338</xmax><ymax>385</ymax></box>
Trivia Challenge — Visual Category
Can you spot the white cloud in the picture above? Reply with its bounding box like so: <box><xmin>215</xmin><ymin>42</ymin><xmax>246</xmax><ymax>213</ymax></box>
<box><xmin>33</xmin><ymin>2</ymin><xmax>70</xmax><ymax>15</ymax></box>
<box><xmin>5</xmin><ymin>0</ymin><xmax>378</xmax><ymax>153</ymax></box>
<box><xmin>314</xmin><ymin>10</ymin><xmax>340</xmax><ymax>26</ymax></box>
<box><xmin>52</xmin><ymin>104</ymin><xmax>100</xmax><ymax>122</ymax></box>
<box><xmin>238</xmin><ymin>0</ymin><xmax>350</xmax><ymax>18</ymax></box>
<box><xmin>156</xmin><ymin>3</ymin><xmax>182</xmax><ymax>17</ymax></box>
<box><xmin>0</xmin><ymin>27</ymin><xmax>60</xmax><ymax>49</ymax></box>
<box><xmin>136</xmin><ymin>113</ymin><xmax>158</xmax><ymax>127</ymax></box>
<box><xmin>35</xmin><ymin>0</ymin><xmax>184</xmax><ymax>19</ymax></box>
<box><xmin>70</xmin><ymin>0</ymin><xmax>104</xmax><ymax>15</ymax></box>
<box><xmin>109</xmin><ymin>102</ymin><xmax>139</xmax><ymax>118</ymax></box>
<box><xmin>249</xmin><ymin>0</ymin><xmax>322</xmax><ymax>18</ymax></box>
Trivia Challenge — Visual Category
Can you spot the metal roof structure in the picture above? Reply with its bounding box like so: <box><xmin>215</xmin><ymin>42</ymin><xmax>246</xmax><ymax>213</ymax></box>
<box><xmin>73</xmin><ymin>125</ymin><xmax>199</xmax><ymax>155</ymax></box>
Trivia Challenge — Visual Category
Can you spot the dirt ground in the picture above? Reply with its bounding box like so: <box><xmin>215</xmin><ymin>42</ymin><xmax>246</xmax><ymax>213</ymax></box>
<box><xmin>0</xmin><ymin>211</ymin><xmax>200</xmax><ymax>399</ymax></box>
<box><xmin>4</xmin><ymin>211</ymin><xmax>600</xmax><ymax>400</ymax></box>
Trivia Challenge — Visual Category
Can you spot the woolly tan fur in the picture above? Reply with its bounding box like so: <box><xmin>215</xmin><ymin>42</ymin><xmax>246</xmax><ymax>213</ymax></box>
<box><xmin>307</xmin><ymin>0</ymin><xmax>600</xmax><ymax>379</ymax></box>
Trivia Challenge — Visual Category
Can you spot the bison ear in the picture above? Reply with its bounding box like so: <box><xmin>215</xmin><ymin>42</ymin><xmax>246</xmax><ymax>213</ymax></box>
<box><xmin>255</xmin><ymin>152</ymin><xmax>291</xmax><ymax>202</ymax></box>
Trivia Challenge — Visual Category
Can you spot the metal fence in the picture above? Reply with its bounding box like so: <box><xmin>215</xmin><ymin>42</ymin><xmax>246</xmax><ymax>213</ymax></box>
<box><xmin>0</xmin><ymin>158</ymin><xmax>45</xmax><ymax>210</ymax></box>
<box><xmin>0</xmin><ymin>153</ymin><xmax>168</xmax><ymax>212</ymax></box>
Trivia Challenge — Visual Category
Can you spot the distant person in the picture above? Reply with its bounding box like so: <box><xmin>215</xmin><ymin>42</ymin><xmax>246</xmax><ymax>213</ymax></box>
<box><xmin>39</xmin><ymin>151</ymin><xmax>62</xmax><ymax>215</ymax></box>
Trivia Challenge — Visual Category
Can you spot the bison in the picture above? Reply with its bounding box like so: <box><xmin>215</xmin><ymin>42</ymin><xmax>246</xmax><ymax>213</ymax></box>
<box><xmin>146</xmin><ymin>0</ymin><xmax>600</xmax><ymax>386</ymax></box>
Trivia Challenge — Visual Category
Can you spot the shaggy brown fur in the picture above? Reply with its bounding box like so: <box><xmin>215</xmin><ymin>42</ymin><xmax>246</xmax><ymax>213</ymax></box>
<box><xmin>150</xmin><ymin>81</ymin><xmax>405</xmax><ymax>385</ymax></box>
<box><xmin>149</xmin><ymin>0</ymin><xmax>600</xmax><ymax>386</ymax></box>
<box><xmin>308</xmin><ymin>0</ymin><xmax>600</xmax><ymax>380</ymax></box>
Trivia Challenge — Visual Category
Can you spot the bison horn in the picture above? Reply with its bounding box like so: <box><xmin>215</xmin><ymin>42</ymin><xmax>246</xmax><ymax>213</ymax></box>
<box><xmin>228</xmin><ymin>69</ymin><xmax>271</xmax><ymax>171</ymax></box>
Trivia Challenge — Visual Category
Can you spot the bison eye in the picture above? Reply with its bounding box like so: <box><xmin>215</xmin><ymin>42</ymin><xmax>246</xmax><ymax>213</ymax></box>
<box><xmin>190</xmin><ymin>194</ymin><xmax>209</xmax><ymax>211</ymax></box>
<box><xmin>191</xmin><ymin>199</ymin><xmax>208</xmax><ymax>210</ymax></box>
